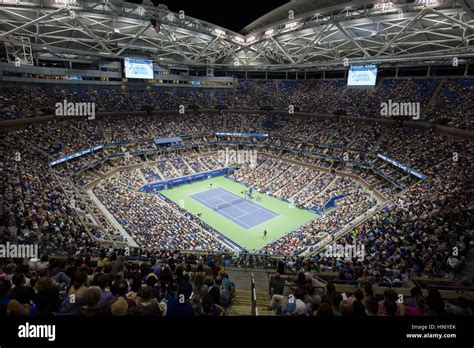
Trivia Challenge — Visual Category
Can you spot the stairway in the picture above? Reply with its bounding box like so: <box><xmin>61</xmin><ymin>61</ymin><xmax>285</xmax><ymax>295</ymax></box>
<box><xmin>92</xmin><ymin>89</ymin><xmax>106</xmax><ymax>111</ymax></box>
<box><xmin>124</xmin><ymin>90</ymin><xmax>136</xmax><ymax>111</ymax></box>
<box><xmin>181</xmin><ymin>157</ymin><xmax>197</xmax><ymax>174</ymax></box>
<box><xmin>98</xmin><ymin>120</ymin><xmax>110</xmax><ymax>142</ymax></box>
<box><xmin>225</xmin><ymin>268</ymin><xmax>275</xmax><ymax>316</ymax></box>
<box><xmin>422</xmin><ymin>78</ymin><xmax>445</xmax><ymax>119</ymax></box>
<box><xmin>274</xmin><ymin>81</ymin><xmax>280</xmax><ymax>109</ymax></box>
<box><xmin>229</xmin><ymin>289</ymin><xmax>274</xmax><ymax>316</ymax></box>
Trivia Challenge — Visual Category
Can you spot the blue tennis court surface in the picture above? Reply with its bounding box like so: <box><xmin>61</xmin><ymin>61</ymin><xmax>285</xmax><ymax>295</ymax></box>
<box><xmin>190</xmin><ymin>187</ymin><xmax>279</xmax><ymax>230</ymax></box>
<box><xmin>132</xmin><ymin>67</ymin><xmax>149</xmax><ymax>74</ymax></box>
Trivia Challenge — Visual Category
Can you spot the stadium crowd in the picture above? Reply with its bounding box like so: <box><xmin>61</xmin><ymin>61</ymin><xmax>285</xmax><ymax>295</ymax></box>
<box><xmin>1</xmin><ymin>77</ymin><xmax>473</xmax><ymax>129</ymax></box>
<box><xmin>267</xmin><ymin>271</ymin><xmax>472</xmax><ymax>316</ymax></box>
<box><xmin>301</xmin><ymin>154</ymin><xmax>473</xmax><ymax>284</ymax></box>
<box><xmin>0</xmin><ymin>251</ymin><xmax>236</xmax><ymax>316</ymax></box>
<box><xmin>0</xmin><ymin>251</ymin><xmax>471</xmax><ymax>317</ymax></box>
<box><xmin>1</xmin><ymin>106</ymin><xmax>472</xmax><ymax>295</ymax></box>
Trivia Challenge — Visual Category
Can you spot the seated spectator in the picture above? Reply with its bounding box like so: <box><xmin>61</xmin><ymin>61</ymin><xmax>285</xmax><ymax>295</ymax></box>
<box><xmin>425</xmin><ymin>289</ymin><xmax>446</xmax><ymax>316</ymax></box>
<box><xmin>95</xmin><ymin>274</ymin><xmax>114</xmax><ymax>313</ymax></box>
<box><xmin>166</xmin><ymin>290</ymin><xmax>195</xmax><ymax>316</ymax></box>
<box><xmin>331</xmin><ymin>293</ymin><xmax>343</xmax><ymax>316</ymax></box>
<box><xmin>406</xmin><ymin>295</ymin><xmax>426</xmax><ymax>316</ymax></box>
<box><xmin>352</xmin><ymin>300</ymin><xmax>367</xmax><ymax>317</ymax></box>
<box><xmin>201</xmin><ymin>292</ymin><xmax>225</xmax><ymax>316</ymax></box>
<box><xmin>304</xmin><ymin>285</ymin><xmax>321</xmax><ymax>310</ymax></box>
<box><xmin>136</xmin><ymin>286</ymin><xmax>163</xmax><ymax>316</ymax></box>
<box><xmin>212</xmin><ymin>277</ymin><xmax>230</xmax><ymax>309</ymax></box>
<box><xmin>270</xmin><ymin>272</ymin><xmax>285</xmax><ymax>296</ymax></box>
<box><xmin>378</xmin><ymin>289</ymin><xmax>405</xmax><ymax>316</ymax></box>
<box><xmin>0</xmin><ymin>279</ymin><xmax>12</xmax><ymax>317</ymax></box>
<box><xmin>365</xmin><ymin>296</ymin><xmax>379</xmax><ymax>316</ymax></box>
<box><xmin>108</xmin><ymin>281</ymin><xmax>136</xmax><ymax>315</ymax></box>
<box><xmin>315</xmin><ymin>303</ymin><xmax>333</xmax><ymax>316</ymax></box>
<box><xmin>286</xmin><ymin>289</ymin><xmax>307</xmax><ymax>316</ymax></box>
<box><xmin>10</xmin><ymin>273</ymin><xmax>35</xmax><ymax>307</ymax></box>
<box><xmin>7</xmin><ymin>298</ymin><xmax>35</xmax><ymax>316</ymax></box>
<box><xmin>446</xmin><ymin>297</ymin><xmax>472</xmax><ymax>317</ymax></box>
<box><xmin>81</xmin><ymin>287</ymin><xmax>102</xmax><ymax>316</ymax></box>
<box><xmin>68</xmin><ymin>271</ymin><xmax>89</xmax><ymax>300</ymax></box>
<box><xmin>339</xmin><ymin>299</ymin><xmax>354</xmax><ymax>316</ymax></box>
<box><xmin>405</xmin><ymin>287</ymin><xmax>422</xmax><ymax>307</ymax></box>
<box><xmin>381</xmin><ymin>300</ymin><xmax>398</xmax><ymax>316</ymax></box>
<box><xmin>110</xmin><ymin>297</ymin><xmax>129</xmax><ymax>316</ymax></box>
<box><xmin>34</xmin><ymin>275</ymin><xmax>61</xmax><ymax>316</ymax></box>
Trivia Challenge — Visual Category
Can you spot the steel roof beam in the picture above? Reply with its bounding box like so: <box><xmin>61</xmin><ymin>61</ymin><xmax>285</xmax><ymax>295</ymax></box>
<box><xmin>0</xmin><ymin>7</ymin><xmax>68</xmax><ymax>39</ymax></box>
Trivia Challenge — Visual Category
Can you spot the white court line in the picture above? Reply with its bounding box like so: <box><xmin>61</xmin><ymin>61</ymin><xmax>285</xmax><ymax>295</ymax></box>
<box><xmin>243</xmin><ymin>213</ymin><xmax>280</xmax><ymax>231</ymax></box>
<box><xmin>233</xmin><ymin>209</ymin><xmax>261</xmax><ymax>220</ymax></box>
<box><xmin>233</xmin><ymin>199</ymin><xmax>279</xmax><ymax>218</ymax></box>
<box><xmin>233</xmin><ymin>206</ymin><xmax>279</xmax><ymax>220</ymax></box>
<box><xmin>218</xmin><ymin>208</ymin><xmax>252</xmax><ymax>229</ymax></box>
<box><xmin>231</xmin><ymin>207</ymin><xmax>280</xmax><ymax>231</ymax></box>
<box><xmin>213</xmin><ymin>204</ymin><xmax>252</xmax><ymax>229</ymax></box>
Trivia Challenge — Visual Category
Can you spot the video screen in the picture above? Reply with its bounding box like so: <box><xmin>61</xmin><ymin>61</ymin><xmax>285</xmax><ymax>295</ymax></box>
<box><xmin>347</xmin><ymin>64</ymin><xmax>378</xmax><ymax>86</ymax></box>
<box><xmin>124</xmin><ymin>58</ymin><xmax>154</xmax><ymax>79</ymax></box>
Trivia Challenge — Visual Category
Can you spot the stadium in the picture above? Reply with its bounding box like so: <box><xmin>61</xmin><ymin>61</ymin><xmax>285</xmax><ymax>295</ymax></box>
<box><xmin>0</xmin><ymin>0</ymin><xmax>473</xmax><ymax>345</ymax></box>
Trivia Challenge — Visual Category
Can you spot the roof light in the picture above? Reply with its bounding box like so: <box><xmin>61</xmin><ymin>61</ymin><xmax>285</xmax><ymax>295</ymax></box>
<box><xmin>285</xmin><ymin>22</ymin><xmax>300</xmax><ymax>29</ymax></box>
<box><xmin>265</xmin><ymin>29</ymin><xmax>275</xmax><ymax>37</ymax></box>
<box><xmin>214</xmin><ymin>29</ymin><xmax>226</xmax><ymax>37</ymax></box>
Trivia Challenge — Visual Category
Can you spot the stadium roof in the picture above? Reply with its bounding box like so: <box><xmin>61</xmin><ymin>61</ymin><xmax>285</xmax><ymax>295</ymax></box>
<box><xmin>241</xmin><ymin>0</ymin><xmax>351</xmax><ymax>34</ymax></box>
<box><xmin>0</xmin><ymin>0</ymin><xmax>473</xmax><ymax>70</ymax></box>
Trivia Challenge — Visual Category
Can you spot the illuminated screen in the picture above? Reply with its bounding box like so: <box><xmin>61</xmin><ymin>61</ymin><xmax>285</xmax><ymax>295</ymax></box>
<box><xmin>347</xmin><ymin>64</ymin><xmax>378</xmax><ymax>86</ymax></box>
<box><xmin>124</xmin><ymin>58</ymin><xmax>154</xmax><ymax>79</ymax></box>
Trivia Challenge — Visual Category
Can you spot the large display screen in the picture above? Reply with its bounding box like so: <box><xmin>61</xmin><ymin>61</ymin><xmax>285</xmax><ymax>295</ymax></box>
<box><xmin>124</xmin><ymin>58</ymin><xmax>154</xmax><ymax>79</ymax></box>
<box><xmin>347</xmin><ymin>64</ymin><xmax>378</xmax><ymax>86</ymax></box>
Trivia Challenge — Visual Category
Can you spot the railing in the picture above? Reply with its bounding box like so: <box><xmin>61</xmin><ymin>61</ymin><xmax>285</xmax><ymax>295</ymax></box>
<box><xmin>251</xmin><ymin>272</ymin><xmax>258</xmax><ymax>316</ymax></box>
<box><xmin>41</xmin><ymin>250</ymin><xmax>286</xmax><ymax>271</ymax></box>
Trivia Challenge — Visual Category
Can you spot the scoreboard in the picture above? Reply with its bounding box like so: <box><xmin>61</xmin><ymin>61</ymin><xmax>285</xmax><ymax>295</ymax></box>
<box><xmin>347</xmin><ymin>64</ymin><xmax>378</xmax><ymax>86</ymax></box>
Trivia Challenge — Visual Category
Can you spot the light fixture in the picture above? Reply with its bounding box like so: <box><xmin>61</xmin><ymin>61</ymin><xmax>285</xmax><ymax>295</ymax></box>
<box><xmin>265</xmin><ymin>29</ymin><xmax>274</xmax><ymax>37</ymax></box>
<box><xmin>285</xmin><ymin>22</ymin><xmax>299</xmax><ymax>29</ymax></box>
<box><xmin>214</xmin><ymin>29</ymin><xmax>226</xmax><ymax>37</ymax></box>
<box><xmin>246</xmin><ymin>36</ymin><xmax>256</xmax><ymax>44</ymax></box>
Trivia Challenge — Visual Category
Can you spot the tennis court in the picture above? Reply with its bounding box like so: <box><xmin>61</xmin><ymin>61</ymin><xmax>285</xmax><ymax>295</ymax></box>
<box><xmin>160</xmin><ymin>176</ymin><xmax>317</xmax><ymax>250</ymax></box>
<box><xmin>190</xmin><ymin>187</ymin><xmax>279</xmax><ymax>230</ymax></box>
<box><xmin>131</xmin><ymin>66</ymin><xmax>150</xmax><ymax>75</ymax></box>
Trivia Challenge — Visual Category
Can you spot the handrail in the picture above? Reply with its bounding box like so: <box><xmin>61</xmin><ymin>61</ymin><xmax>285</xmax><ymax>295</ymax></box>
<box><xmin>251</xmin><ymin>272</ymin><xmax>258</xmax><ymax>316</ymax></box>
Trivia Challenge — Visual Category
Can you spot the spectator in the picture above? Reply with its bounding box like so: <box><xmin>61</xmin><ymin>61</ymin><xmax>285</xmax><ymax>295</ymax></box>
<box><xmin>81</xmin><ymin>287</ymin><xmax>102</xmax><ymax>316</ymax></box>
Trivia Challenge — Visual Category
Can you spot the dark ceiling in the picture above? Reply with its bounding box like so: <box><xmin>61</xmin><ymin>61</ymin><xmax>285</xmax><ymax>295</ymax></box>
<box><xmin>129</xmin><ymin>0</ymin><xmax>289</xmax><ymax>33</ymax></box>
